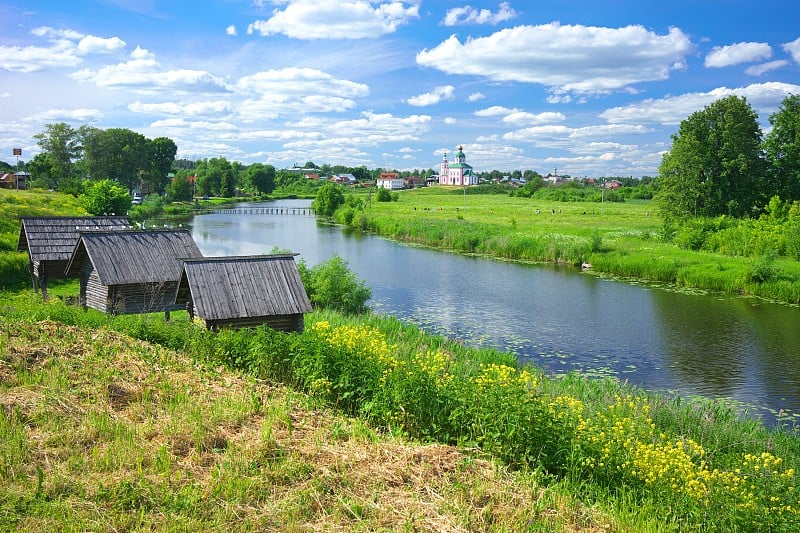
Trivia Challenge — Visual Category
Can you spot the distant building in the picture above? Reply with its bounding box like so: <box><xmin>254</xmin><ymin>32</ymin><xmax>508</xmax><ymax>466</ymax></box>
<box><xmin>0</xmin><ymin>172</ymin><xmax>28</xmax><ymax>190</ymax></box>
<box><xmin>377</xmin><ymin>172</ymin><xmax>404</xmax><ymax>190</ymax></box>
<box><xmin>439</xmin><ymin>145</ymin><xmax>478</xmax><ymax>186</ymax></box>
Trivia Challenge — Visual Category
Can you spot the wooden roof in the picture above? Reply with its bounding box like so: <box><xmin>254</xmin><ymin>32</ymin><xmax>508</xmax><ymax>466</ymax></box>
<box><xmin>65</xmin><ymin>230</ymin><xmax>202</xmax><ymax>285</ymax></box>
<box><xmin>175</xmin><ymin>254</ymin><xmax>312</xmax><ymax>321</ymax></box>
<box><xmin>17</xmin><ymin>216</ymin><xmax>131</xmax><ymax>262</ymax></box>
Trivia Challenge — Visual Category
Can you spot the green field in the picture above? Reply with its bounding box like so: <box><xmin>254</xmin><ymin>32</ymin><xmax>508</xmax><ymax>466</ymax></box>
<box><xmin>352</xmin><ymin>187</ymin><xmax>800</xmax><ymax>304</ymax></box>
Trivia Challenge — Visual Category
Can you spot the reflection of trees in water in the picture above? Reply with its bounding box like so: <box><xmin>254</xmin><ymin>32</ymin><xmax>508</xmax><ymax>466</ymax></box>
<box><xmin>652</xmin><ymin>289</ymin><xmax>755</xmax><ymax>396</ymax></box>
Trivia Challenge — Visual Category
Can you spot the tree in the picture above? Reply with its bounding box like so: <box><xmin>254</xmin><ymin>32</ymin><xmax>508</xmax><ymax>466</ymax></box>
<box><xmin>246</xmin><ymin>163</ymin><xmax>276</xmax><ymax>194</ymax></box>
<box><xmin>763</xmin><ymin>94</ymin><xmax>800</xmax><ymax>202</ymax></box>
<box><xmin>195</xmin><ymin>158</ymin><xmax>235</xmax><ymax>197</ymax></box>
<box><xmin>656</xmin><ymin>96</ymin><xmax>766</xmax><ymax>220</ymax></box>
<box><xmin>81</xmin><ymin>127</ymin><xmax>148</xmax><ymax>191</ymax></box>
<box><xmin>376</xmin><ymin>187</ymin><xmax>392</xmax><ymax>202</ymax></box>
<box><xmin>33</xmin><ymin>122</ymin><xmax>81</xmax><ymax>188</ymax></box>
<box><xmin>145</xmin><ymin>137</ymin><xmax>178</xmax><ymax>194</ymax></box>
<box><xmin>79</xmin><ymin>179</ymin><xmax>131</xmax><ymax>215</ymax></box>
<box><xmin>312</xmin><ymin>182</ymin><xmax>345</xmax><ymax>216</ymax></box>
<box><xmin>167</xmin><ymin>172</ymin><xmax>194</xmax><ymax>202</ymax></box>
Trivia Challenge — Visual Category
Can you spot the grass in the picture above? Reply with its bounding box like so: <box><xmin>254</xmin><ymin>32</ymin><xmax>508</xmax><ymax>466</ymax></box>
<box><xmin>1</xmin><ymin>318</ymin><xmax>617</xmax><ymax>532</ymax></box>
<box><xmin>353</xmin><ymin>187</ymin><xmax>800</xmax><ymax>303</ymax></box>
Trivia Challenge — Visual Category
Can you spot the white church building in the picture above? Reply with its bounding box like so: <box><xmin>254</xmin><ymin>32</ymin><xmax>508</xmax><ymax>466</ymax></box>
<box><xmin>439</xmin><ymin>145</ymin><xmax>478</xmax><ymax>186</ymax></box>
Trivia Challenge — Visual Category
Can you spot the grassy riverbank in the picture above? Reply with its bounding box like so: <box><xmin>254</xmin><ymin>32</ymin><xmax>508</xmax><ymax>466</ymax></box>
<box><xmin>348</xmin><ymin>187</ymin><xmax>800</xmax><ymax>304</ymax></box>
<box><xmin>3</xmin><ymin>188</ymin><xmax>800</xmax><ymax>530</ymax></box>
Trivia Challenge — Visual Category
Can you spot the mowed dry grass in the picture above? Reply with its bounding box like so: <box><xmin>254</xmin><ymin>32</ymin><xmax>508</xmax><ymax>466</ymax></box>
<box><xmin>0</xmin><ymin>320</ymin><xmax>615</xmax><ymax>532</ymax></box>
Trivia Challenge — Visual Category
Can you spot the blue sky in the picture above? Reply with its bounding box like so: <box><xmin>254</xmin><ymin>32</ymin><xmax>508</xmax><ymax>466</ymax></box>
<box><xmin>2</xmin><ymin>1</ymin><xmax>799</xmax><ymax>177</ymax></box>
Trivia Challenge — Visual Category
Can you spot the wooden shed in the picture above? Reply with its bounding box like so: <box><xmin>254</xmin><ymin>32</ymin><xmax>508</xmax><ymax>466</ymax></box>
<box><xmin>175</xmin><ymin>254</ymin><xmax>312</xmax><ymax>331</ymax></box>
<box><xmin>17</xmin><ymin>216</ymin><xmax>131</xmax><ymax>298</ymax></box>
<box><xmin>64</xmin><ymin>230</ymin><xmax>202</xmax><ymax>315</ymax></box>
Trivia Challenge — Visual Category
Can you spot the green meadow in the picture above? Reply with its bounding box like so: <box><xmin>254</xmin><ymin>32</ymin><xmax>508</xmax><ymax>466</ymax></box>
<box><xmin>346</xmin><ymin>186</ymin><xmax>800</xmax><ymax>304</ymax></box>
<box><xmin>3</xmin><ymin>187</ymin><xmax>800</xmax><ymax>531</ymax></box>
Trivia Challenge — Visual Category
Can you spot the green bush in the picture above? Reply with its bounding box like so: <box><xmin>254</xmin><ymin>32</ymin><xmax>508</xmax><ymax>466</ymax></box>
<box><xmin>297</xmin><ymin>255</ymin><xmax>372</xmax><ymax>314</ymax></box>
<box><xmin>79</xmin><ymin>179</ymin><xmax>131</xmax><ymax>215</ymax></box>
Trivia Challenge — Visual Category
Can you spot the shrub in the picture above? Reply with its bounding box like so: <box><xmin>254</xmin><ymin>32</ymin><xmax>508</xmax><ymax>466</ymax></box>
<box><xmin>79</xmin><ymin>179</ymin><xmax>131</xmax><ymax>215</ymax></box>
<box><xmin>298</xmin><ymin>255</ymin><xmax>372</xmax><ymax>314</ymax></box>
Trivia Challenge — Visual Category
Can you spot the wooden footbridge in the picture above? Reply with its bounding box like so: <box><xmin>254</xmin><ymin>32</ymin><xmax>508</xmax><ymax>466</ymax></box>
<box><xmin>199</xmin><ymin>206</ymin><xmax>315</xmax><ymax>216</ymax></box>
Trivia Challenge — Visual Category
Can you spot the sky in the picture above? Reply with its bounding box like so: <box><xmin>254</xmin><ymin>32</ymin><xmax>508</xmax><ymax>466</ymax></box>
<box><xmin>2</xmin><ymin>1</ymin><xmax>800</xmax><ymax>178</ymax></box>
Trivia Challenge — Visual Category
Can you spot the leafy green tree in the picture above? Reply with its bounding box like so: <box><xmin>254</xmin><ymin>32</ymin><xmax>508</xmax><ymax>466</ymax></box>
<box><xmin>763</xmin><ymin>94</ymin><xmax>800</xmax><ymax>202</ymax></box>
<box><xmin>81</xmin><ymin>127</ymin><xmax>148</xmax><ymax>191</ymax></box>
<box><xmin>312</xmin><ymin>182</ymin><xmax>345</xmax><ymax>216</ymax></box>
<box><xmin>79</xmin><ymin>179</ymin><xmax>131</xmax><ymax>215</ymax></box>
<box><xmin>376</xmin><ymin>187</ymin><xmax>392</xmax><ymax>202</ymax></box>
<box><xmin>657</xmin><ymin>96</ymin><xmax>766</xmax><ymax>220</ymax></box>
<box><xmin>297</xmin><ymin>255</ymin><xmax>372</xmax><ymax>314</ymax></box>
<box><xmin>144</xmin><ymin>137</ymin><xmax>178</xmax><ymax>194</ymax></box>
<box><xmin>246</xmin><ymin>163</ymin><xmax>276</xmax><ymax>194</ymax></box>
<box><xmin>167</xmin><ymin>172</ymin><xmax>194</xmax><ymax>202</ymax></box>
<box><xmin>33</xmin><ymin>122</ymin><xmax>81</xmax><ymax>189</ymax></box>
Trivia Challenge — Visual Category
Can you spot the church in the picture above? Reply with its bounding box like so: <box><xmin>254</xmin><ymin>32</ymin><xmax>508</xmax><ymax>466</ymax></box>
<box><xmin>439</xmin><ymin>145</ymin><xmax>478</xmax><ymax>186</ymax></box>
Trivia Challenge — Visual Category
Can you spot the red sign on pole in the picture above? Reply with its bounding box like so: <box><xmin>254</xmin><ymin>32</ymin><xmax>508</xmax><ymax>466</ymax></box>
<box><xmin>13</xmin><ymin>148</ymin><xmax>22</xmax><ymax>156</ymax></box>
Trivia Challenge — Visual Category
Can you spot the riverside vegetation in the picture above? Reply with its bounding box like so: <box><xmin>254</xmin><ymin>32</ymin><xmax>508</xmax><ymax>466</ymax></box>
<box><xmin>332</xmin><ymin>186</ymin><xmax>800</xmax><ymax>305</ymax></box>
<box><xmin>2</xmin><ymin>187</ymin><xmax>800</xmax><ymax>531</ymax></box>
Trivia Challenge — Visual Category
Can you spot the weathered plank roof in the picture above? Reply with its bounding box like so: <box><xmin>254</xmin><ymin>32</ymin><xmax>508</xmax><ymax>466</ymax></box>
<box><xmin>175</xmin><ymin>254</ymin><xmax>312</xmax><ymax>321</ymax></box>
<box><xmin>17</xmin><ymin>216</ymin><xmax>131</xmax><ymax>262</ymax></box>
<box><xmin>65</xmin><ymin>230</ymin><xmax>203</xmax><ymax>285</ymax></box>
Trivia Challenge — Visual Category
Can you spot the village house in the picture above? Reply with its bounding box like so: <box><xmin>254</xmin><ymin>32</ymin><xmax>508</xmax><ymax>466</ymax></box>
<box><xmin>64</xmin><ymin>229</ymin><xmax>202</xmax><ymax>315</ymax></box>
<box><xmin>0</xmin><ymin>172</ymin><xmax>28</xmax><ymax>190</ymax></box>
<box><xmin>376</xmin><ymin>172</ymin><xmax>404</xmax><ymax>190</ymax></box>
<box><xmin>174</xmin><ymin>254</ymin><xmax>312</xmax><ymax>331</ymax></box>
<box><xmin>17</xmin><ymin>216</ymin><xmax>131</xmax><ymax>299</ymax></box>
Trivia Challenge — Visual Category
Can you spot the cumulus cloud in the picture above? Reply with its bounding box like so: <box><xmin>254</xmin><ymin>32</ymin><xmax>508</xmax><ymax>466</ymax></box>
<box><xmin>704</xmin><ymin>42</ymin><xmax>772</xmax><ymax>68</ymax></box>
<box><xmin>746</xmin><ymin>60</ymin><xmax>788</xmax><ymax>76</ymax></box>
<box><xmin>442</xmin><ymin>2</ymin><xmax>517</xmax><ymax>26</ymax></box>
<box><xmin>406</xmin><ymin>85</ymin><xmax>454</xmax><ymax>106</ymax></box>
<box><xmin>0</xmin><ymin>26</ymin><xmax>126</xmax><ymax>73</ymax></box>
<box><xmin>226</xmin><ymin>25</ymin><xmax>238</xmax><ymax>36</ymax></box>
<box><xmin>27</xmin><ymin>108</ymin><xmax>103</xmax><ymax>122</ymax></box>
<box><xmin>417</xmin><ymin>23</ymin><xmax>693</xmax><ymax>95</ymax></box>
<box><xmin>444</xmin><ymin>117</ymin><xmax>457</xmax><ymax>124</ymax></box>
<box><xmin>236</xmin><ymin>67</ymin><xmax>369</xmax><ymax>97</ymax></box>
<box><xmin>77</xmin><ymin>35</ymin><xmax>126</xmax><ymax>55</ymax></box>
<box><xmin>475</xmin><ymin>105</ymin><xmax>519</xmax><ymax>116</ymax></box>
<box><xmin>71</xmin><ymin>47</ymin><xmax>232</xmax><ymax>93</ymax></box>
<box><xmin>783</xmin><ymin>37</ymin><xmax>800</xmax><ymax>62</ymax></box>
<box><xmin>502</xmin><ymin>111</ymin><xmax>566</xmax><ymax>125</ymax></box>
<box><xmin>599</xmin><ymin>82</ymin><xmax>800</xmax><ymax>125</ymax></box>
<box><xmin>467</xmin><ymin>92</ymin><xmax>485</xmax><ymax>102</ymax></box>
<box><xmin>129</xmin><ymin>100</ymin><xmax>232</xmax><ymax>116</ymax></box>
<box><xmin>247</xmin><ymin>0</ymin><xmax>419</xmax><ymax>39</ymax></box>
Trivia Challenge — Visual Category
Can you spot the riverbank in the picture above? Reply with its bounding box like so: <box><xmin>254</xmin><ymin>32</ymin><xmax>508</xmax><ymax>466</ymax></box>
<box><xmin>346</xmin><ymin>187</ymin><xmax>800</xmax><ymax>304</ymax></box>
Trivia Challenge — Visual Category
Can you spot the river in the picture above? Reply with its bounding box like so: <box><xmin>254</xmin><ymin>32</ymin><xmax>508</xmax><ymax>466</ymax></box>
<box><xmin>189</xmin><ymin>199</ymin><xmax>800</xmax><ymax>427</ymax></box>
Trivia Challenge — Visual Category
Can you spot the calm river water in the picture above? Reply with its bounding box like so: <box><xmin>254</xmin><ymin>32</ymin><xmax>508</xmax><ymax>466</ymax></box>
<box><xmin>190</xmin><ymin>199</ymin><xmax>800</xmax><ymax>426</ymax></box>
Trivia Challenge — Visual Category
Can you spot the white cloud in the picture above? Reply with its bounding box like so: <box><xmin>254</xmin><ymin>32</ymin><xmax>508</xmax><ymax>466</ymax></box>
<box><xmin>502</xmin><ymin>111</ymin><xmax>566</xmax><ymax>125</ymax></box>
<box><xmin>247</xmin><ymin>0</ymin><xmax>419</xmax><ymax>39</ymax></box>
<box><xmin>77</xmin><ymin>35</ymin><xmax>126</xmax><ymax>55</ymax></box>
<box><xmin>704</xmin><ymin>42</ymin><xmax>772</xmax><ymax>68</ymax></box>
<box><xmin>236</xmin><ymin>67</ymin><xmax>369</xmax><ymax>97</ymax></box>
<box><xmin>444</xmin><ymin>117</ymin><xmax>456</xmax><ymax>124</ymax></box>
<box><xmin>226</xmin><ymin>25</ymin><xmax>238</xmax><ymax>36</ymax></box>
<box><xmin>600</xmin><ymin>82</ymin><xmax>800</xmax><ymax>125</ymax></box>
<box><xmin>783</xmin><ymin>37</ymin><xmax>800</xmax><ymax>62</ymax></box>
<box><xmin>406</xmin><ymin>85</ymin><xmax>454</xmax><ymax>106</ymax></box>
<box><xmin>746</xmin><ymin>60</ymin><xmax>788</xmax><ymax>76</ymax></box>
<box><xmin>417</xmin><ymin>23</ymin><xmax>693</xmax><ymax>95</ymax></box>
<box><xmin>129</xmin><ymin>100</ymin><xmax>232</xmax><ymax>116</ymax></box>
<box><xmin>467</xmin><ymin>92</ymin><xmax>485</xmax><ymax>102</ymax></box>
<box><xmin>27</xmin><ymin>108</ymin><xmax>103</xmax><ymax>123</ymax></box>
<box><xmin>71</xmin><ymin>48</ymin><xmax>232</xmax><ymax>93</ymax></box>
<box><xmin>0</xmin><ymin>27</ymin><xmax>126</xmax><ymax>73</ymax></box>
<box><xmin>442</xmin><ymin>2</ymin><xmax>517</xmax><ymax>26</ymax></box>
<box><xmin>475</xmin><ymin>105</ymin><xmax>519</xmax><ymax>116</ymax></box>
